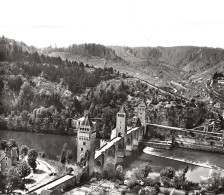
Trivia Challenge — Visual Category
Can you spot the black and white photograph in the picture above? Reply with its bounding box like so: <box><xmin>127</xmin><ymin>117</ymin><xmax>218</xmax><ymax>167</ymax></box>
<box><xmin>1</xmin><ymin>0</ymin><xmax>224</xmax><ymax>194</ymax></box>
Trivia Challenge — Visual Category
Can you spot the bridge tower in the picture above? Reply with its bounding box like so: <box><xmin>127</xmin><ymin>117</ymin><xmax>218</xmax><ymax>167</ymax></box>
<box><xmin>136</xmin><ymin>101</ymin><xmax>147</xmax><ymax>127</ymax></box>
<box><xmin>77</xmin><ymin>114</ymin><xmax>96</xmax><ymax>177</ymax></box>
<box><xmin>116</xmin><ymin>106</ymin><xmax>127</xmax><ymax>157</ymax></box>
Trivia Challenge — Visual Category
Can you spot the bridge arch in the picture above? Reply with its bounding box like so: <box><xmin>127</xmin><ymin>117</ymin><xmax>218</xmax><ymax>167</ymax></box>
<box><xmin>96</xmin><ymin>160</ymin><xmax>102</xmax><ymax>167</ymax></box>
<box><xmin>134</xmin><ymin>131</ymin><xmax>137</xmax><ymax>139</ymax></box>
<box><xmin>127</xmin><ymin>137</ymin><xmax>131</xmax><ymax>145</ymax></box>
<box><xmin>118</xmin><ymin>141</ymin><xmax>123</xmax><ymax>152</ymax></box>
<box><xmin>95</xmin><ymin>153</ymin><xmax>104</xmax><ymax>168</ymax></box>
<box><xmin>108</xmin><ymin>145</ymin><xmax>115</xmax><ymax>158</ymax></box>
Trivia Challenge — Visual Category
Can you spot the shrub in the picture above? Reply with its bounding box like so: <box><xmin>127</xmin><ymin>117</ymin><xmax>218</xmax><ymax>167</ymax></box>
<box><xmin>160</xmin><ymin>167</ymin><xmax>175</xmax><ymax>179</ymax></box>
<box><xmin>143</xmin><ymin>177</ymin><xmax>160</xmax><ymax>187</ymax></box>
<box><xmin>20</xmin><ymin>145</ymin><xmax>29</xmax><ymax>157</ymax></box>
<box><xmin>116</xmin><ymin>165</ymin><xmax>124</xmax><ymax>181</ymax></box>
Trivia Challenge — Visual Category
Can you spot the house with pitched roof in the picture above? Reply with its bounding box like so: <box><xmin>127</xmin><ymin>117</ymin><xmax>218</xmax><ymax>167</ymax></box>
<box><xmin>0</xmin><ymin>147</ymin><xmax>18</xmax><ymax>174</ymax></box>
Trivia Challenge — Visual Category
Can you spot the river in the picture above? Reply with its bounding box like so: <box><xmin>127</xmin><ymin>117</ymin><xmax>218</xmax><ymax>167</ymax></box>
<box><xmin>1</xmin><ymin>130</ymin><xmax>224</xmax><ymax>182</ymax></box>
<box><xmin>0</xmin><ymin>130</ymin><xmax>77</xmax><ymax>160</ymax></box>
<box><xmin>119</xmin><ymin>146</ymin><xmax>224</xmax><ymax>182</ymax></box>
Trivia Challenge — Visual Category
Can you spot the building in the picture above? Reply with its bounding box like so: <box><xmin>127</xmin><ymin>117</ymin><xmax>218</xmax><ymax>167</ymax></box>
<box><xmin>77</xmin><ymin>115</ymin><xmax>96</xmax><ymax>177</ymax></box>
<box><xmin>0</xmin><ymin>147</ymin><xmax>18</xmax><ymax>174</ymax></box>
<box><xmin>116</xmin><ymin>106</ymin><xmax>127</xmax><ymax>138</ymax></box>
<box><xmin>135</xmin><ymin>101</ymin><xmax>147</xmax><ymax>127</ymax></box>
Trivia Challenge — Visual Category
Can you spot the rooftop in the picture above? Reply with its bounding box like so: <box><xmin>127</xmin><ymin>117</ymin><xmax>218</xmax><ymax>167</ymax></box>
<box><xmin>81</xmin><ymin>115</ymin><xmax>93</xmax><ymax>127</ymax></box>
<box><xmin>118</xmin><ymin>106</ymin><xmax>127</xmax><ymax>114</ymax></box>
<box><xmin>0</xmin><ymin>150</ymin><xmax>6</xmax><ymax>162</ymax></box>
<box><xmin>138</xmin><ymin>101</ymin><xmax>147</xmax><ymax>107</ymax></box>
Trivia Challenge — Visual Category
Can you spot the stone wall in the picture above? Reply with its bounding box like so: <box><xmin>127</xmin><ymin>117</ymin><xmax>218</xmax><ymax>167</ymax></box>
<box><xmin>178</xmin><ymin>143</ymin><xmax>224</xmax><ymax>154</ymax></box>
<box><xmin>50</xmin><ymin>175</ymin><xmax>76</xmax><ymax>193</ymax></box>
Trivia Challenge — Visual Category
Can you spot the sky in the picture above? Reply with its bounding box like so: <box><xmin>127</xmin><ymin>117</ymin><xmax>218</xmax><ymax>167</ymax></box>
<box><xmin>1</xmin><ymin>0</ymin><xmax>224</xmax><ymax>48</ymax></box>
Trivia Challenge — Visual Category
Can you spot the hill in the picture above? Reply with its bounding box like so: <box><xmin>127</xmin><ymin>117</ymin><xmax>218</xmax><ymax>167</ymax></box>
<box><xmin>45</xmin><ymin>44</ymin><xmax>224</xmax><ymax>101</ymax></box>
<box><xmin>0</xmin><ymin>37</ymin><xmax>121</xmax><ymax>135</ymax></box>
<box><xmin>0</xmin><ymin>36</ymin><xmax>223</xmax><ymax>137</ymax></box>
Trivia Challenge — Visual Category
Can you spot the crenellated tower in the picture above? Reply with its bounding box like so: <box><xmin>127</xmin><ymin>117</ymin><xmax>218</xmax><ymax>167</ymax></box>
<box><xmin>136</xmin><ymin>101</ymin><xmax>147</xmax><ymax>127</ymax></box>
<box><xmin>77</xmin><ymin>114</ymin><xmax>96</xmax><ymax>177</ymax></box>
<box><xmin>116</xmin><ymin>106</ymin><xmax>127</xmax><ymax>137</ymax></box>
<box><xmin>116</xmin><ymin>106</ymin><xmax>127</xmax><ymax>156</ymax></box>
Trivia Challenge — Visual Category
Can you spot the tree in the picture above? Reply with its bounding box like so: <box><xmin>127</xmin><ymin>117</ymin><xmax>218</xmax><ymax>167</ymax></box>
<box><xmin>200</xmin><ymin>172</ymin><xmax>224</xmax><ymax>193</ymax></box>
<box><xmin>28</xmin><ymin>158</ymin><xmax>37</xmax><ymax>173</ymax></box>
<box><xmin>125</xmin><ymin>163</ymin><xmax>152</xmax><ymax>189</ymax></box>
<box><xmin>6</xmin><ymin>175</ymin><xmax>26</xmax><ymax>193</ymax></box>
<box><xmin>16</xmin><ymin>161</ymin><xmax>31</xmax><ymax>179</ymax></box>
<box><xmin>60</xmin><ymin>143</ymin><xmax>68</xmax><ymax>164</ymax></box>
<box><xmin>27</xmin><ymin>149</ymin><xmax>38</xmax><ymax>160</ymax></box>
<box><xmin>0</xmin><ymin>172</ymin><xmax>7</xmax><ymax>193</ymax></box>
<box><xmin>0</xmin><ymin>140</ymin><xmax>8</xmax><ymax>150</ymax></box>
<box><xmin>7</xmin><ymin>167</ymin><xmax>18</xmax><ymax>177</ymax></box>
<box><xmin>160</xmin><ymin>167</ymin><xmax>175</xmax><ymax>179</ymax></box>
<box><xmin>66</xmin><ymin>150</ymin><xmax>73</xmax><ymax>164</ymax></box>
<box><xmin>7</xmin><ymin>167</ymin><xmax>26</xmax><ymax>192</ymax></box>
<box><xmin>116</xmin><ymin>165</ymin><xmax>124</xmax><ymax>181</ymax></box>
<box><xmin>20</xmin><ymin>145</ymin><xmax>29</xmax><ymax>157</ymax></box>
<box><xmin>172</xmin><ymin>166</ymin><xmax>189</xmax><ymax>190</ymax></box>
<box><xmin>0</xmin><ymin>116</ymin><xmax>7</xmax><ymax>130</ymax></box>
<box><xmin>160</xmin><ymin>167</ymin><xmax>175</xmax><ymax>187</ymax></box>
<box><xmin>182</xmin><ymin>166</ymin><xmax>188</xmax><ymax>181</ymax></box>
<box><xmin>27</xmin><ymin>149</ymin><xmax>38</xmax><ymax>172</ymax></box>
<box><xmin>140</xmin><ymin>162</ymin><xmax>152</xmax><ymax>178</ymax></box>
<box><xmin>7</xmin><ymin>139</ymin><xmax>19</xmax><ymax>160</ymax></box>
<box><xmin>7</xmin><ymin>139</ymin><xmax>18</xmax><ymax>149</ymax></box>
<box><xmin>20</xmin><ymin>110</ymin><xmax>30</xmax><ymax>129</ymax></box>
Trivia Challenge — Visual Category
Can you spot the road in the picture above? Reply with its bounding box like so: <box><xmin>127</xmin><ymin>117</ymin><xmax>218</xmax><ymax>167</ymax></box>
<box><xmin>133</xmin><ymin>76</ymin><xmax>188</xmax><ymax>101</ymax></box>
<box><xmin>206</xmin><ymin>79</ymin><xmax>224</xmax><ymax>102</ymax></box>
<box><xmin>24</xmin><ymin>158</ymin><xmax>57</xmax><ymax>194</ymax></box>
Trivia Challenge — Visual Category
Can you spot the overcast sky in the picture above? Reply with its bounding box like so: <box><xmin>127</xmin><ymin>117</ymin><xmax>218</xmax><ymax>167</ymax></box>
<box><xmin>1</xmin><ymin>0</ymin><xmax>224</xmax><ymax>48</ymax></box>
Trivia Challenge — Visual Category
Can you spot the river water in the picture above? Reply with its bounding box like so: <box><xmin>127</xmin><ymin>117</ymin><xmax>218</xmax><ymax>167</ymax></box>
<box><xmin>0</xmin><ymin>130</ymin><xmax>77</xmax><ymax>160</ymax></box>
<box><xmin>1</xmin><ymin>130</ymin><xmax>224</xmax><ymax>182</ymax></box>
<box><xmin>119</xmin><ymin>146</ymin><xmax>224</xmax><ymax>182</ymax></box>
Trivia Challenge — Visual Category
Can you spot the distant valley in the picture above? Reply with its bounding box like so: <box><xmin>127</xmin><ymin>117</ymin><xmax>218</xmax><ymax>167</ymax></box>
<box><xmin>1</xmin><ymin>36</ymin><xmax>224</xmax><ymax>138</ymax></box>
<box><xmin>45</xmin><ymin>44</ymin><xmax>224</xmax><ymax>101</ymax></box>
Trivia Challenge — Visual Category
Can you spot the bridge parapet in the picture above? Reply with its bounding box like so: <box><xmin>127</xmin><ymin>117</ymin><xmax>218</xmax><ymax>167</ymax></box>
<box><xmin>126</xmin><ymin>126</ymin><xmax>144</xmax><ymax>151</ymax></box>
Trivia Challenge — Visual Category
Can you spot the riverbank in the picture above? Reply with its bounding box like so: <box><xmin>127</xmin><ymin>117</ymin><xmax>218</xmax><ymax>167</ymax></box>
<box><xmin>25</xmin><ymin>158</ymin><xmax>57</xmax><ymax>191</ymax></box>
<box><xmin>0</xmin><ymin>128</ymin><xmax>77</xmax><ymax>136</ymax></box>
<box><xmin>178</xmin><ymin>142</ymin><xmax>224</xmax><ymax>155</ymax></box>
<box><xmin>120</xmin><ymin>145</ymin><xmax>224</xmax><ymax>183</ymax></box>
<box><xmin>2</xmin><ymin>129</ymin><xmax>224</xmax><ymax>183</ymax></box>
<box><xmin>143</xmin><ymin>147</ymin><xmax>224</xmax><ymax>171</ymax></box>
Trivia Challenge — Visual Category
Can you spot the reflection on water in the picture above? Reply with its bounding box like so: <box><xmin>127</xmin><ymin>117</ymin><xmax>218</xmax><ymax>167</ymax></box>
<box><xmin>1</xmin><ymin>130</ymin><xmax>224</xmax><ymax>182</ymax></box>
<box><xmin>0</xmin><ymin>130</ymin><xmax>77</xmax><ymax>160</ymax></box>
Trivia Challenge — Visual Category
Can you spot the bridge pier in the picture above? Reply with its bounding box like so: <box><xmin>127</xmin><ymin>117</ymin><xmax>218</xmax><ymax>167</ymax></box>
<box><xmin>106</xmin><ymin>144</ymin><xmax>117</xmax><ymax>164</ymax></box>
<box><xmin>94</xmin><ymin>152</ymin><xmax>105</xmax><ymax>175</ymax></box>
<box><xmin>117</xmin><ymin>138</ymin><xmax>125</xmax><ymax>157</ymax></box>
<box><xmin>126</xmin><ymin>134</ymin><xmax>134</xmax><ymax>151</ymax></box>
<box><xmin>133</xmin><ymin>131</ymin><xmax>139</xmax><ymax>146</ymax></box>
<box><xmin>133</xmin><ymin>139</ymin><xmax>139</xmax><ymax>146</ymax></box>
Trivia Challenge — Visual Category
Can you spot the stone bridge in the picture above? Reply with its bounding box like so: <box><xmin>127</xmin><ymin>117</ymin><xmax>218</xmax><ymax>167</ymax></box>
<box><xmin>32</xmin><ymin>103</ymin><xmax>146</xmax><ymax>194</ymax></box>
<box><xmin>94</xmin><ymin>126</ymin><xmax>144</xmax><ymax>172</ymax></box>
<box><xmin>32</xmin><ymin>99</ymin><xmax>224</xmax><ymax>194</ymax></box>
